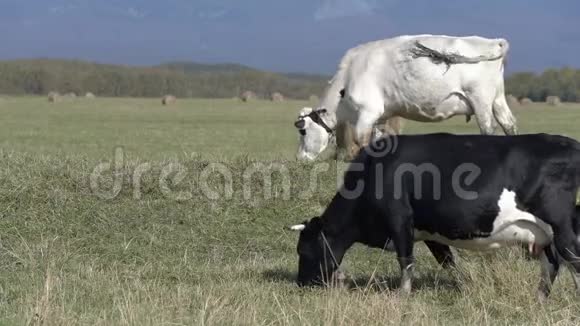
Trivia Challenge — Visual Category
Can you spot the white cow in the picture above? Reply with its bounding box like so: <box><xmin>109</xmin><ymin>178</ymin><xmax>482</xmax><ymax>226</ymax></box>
<box><xmin>295</xmin><ymin>34</ymin><xmax>516</xmax><ymax>161</ymax></box>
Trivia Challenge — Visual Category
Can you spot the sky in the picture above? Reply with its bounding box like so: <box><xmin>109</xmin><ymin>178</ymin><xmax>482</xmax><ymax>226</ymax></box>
<box><xmin>0</xmin><ymin>0</ymin><xmax>579</xmax><ymax>74</ymax></box>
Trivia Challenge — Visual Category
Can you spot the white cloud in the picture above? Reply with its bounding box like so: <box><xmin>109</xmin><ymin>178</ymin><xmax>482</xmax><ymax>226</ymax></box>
<box><xmin>197</xmin><ymin>9</ymin><xmax>228</xmax><ymax>20</ymax></box>
<box><xmin>314</xmin><ymin>0</ymin><xmax>378</xmax><ymax>21</ymax></box>
<box><xmin>49</xmin><ymin>4</ymin><xmax>78</xmax><ymax>16</ymax></box>
<box><xmin>127</xmin><ymin>7</ymin><xmax>148</xmax><ymax>19</ymax></box>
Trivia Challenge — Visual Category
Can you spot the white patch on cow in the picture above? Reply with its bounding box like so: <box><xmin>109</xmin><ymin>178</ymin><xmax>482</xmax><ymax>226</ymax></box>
<box><xmin>296</xmin><ymin>107</ymin><xmax>332</xmax><ymax>161</ymax></box>
<box><xmin>289</xmin><ymin>224</ymin><xmax>306</xmax><ymax>231</ymax></box>
<box><xmin>415</xmin><ymin>189</ymin><xmax>553</xmax><ymax>251</ymax></box>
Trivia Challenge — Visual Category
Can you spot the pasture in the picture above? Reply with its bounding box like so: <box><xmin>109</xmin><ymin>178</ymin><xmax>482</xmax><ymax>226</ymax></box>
<box><xmin>1</xmin><ymin>97</ymin><xmax>580</xmax><ymax>325</ymax></box>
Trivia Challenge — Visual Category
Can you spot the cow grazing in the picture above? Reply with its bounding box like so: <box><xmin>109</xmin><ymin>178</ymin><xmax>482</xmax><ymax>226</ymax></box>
<box><xmin>294</xmin><ymin>34</ymin><xmax>516</xmax><ymax>161</ymax></box>
<box><xmin>289</xmin><ymin>133</ymin><xmax>580</xmax><ymax>300</ymax></box>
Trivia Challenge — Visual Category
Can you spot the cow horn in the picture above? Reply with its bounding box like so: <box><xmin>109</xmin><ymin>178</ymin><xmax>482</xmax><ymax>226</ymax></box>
<box><xmin>287</xmin><ymin>224</ymin><xmax>306</xmax><ymax>231</ymax></box>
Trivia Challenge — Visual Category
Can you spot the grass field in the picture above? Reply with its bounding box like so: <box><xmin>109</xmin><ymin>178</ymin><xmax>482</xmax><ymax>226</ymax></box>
<box><xmin>1</xmin><ymin>97</ymin><xmax>580</xmax><ymax>325</ymax></box>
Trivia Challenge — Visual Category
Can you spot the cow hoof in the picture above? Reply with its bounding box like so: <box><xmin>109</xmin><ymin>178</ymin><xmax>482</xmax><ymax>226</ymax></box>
<box><xmin>536</xmin><ymin>290</ymin><xmax>549</xmax><ymax>303</ymax></box>
<box><xmin>398</xmin><ymin>287</ymin><xmax>412</xmax><ymax>297</ymax></box>
<box><xmin>331</xmin><ymin>271</ymin><xmax>347</xmax><ymax>288</ymax></box>
<box><xmin>399</xmin><ymin>282</ymin><xmax>412</xmax><ymax>296</ymax></box>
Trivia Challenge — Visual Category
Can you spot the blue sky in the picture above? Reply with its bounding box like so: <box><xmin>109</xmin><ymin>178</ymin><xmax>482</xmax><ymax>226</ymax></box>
<box><xmin>0</xmin><ymin>0</ymin><xmax>579</xmax><ymax>74</ymax></box>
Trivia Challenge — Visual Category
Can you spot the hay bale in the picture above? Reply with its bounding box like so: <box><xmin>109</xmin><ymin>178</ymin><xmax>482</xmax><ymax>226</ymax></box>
<box><xmin>546</xmin><ymin>95</ymin><xmax>561</xmax><ymax>106</ymax></box>
<box><xmin>240</xmin><ymin>90</ymin><xmax>256</xmax><ymax>102</ymax></box>
<box><xmin>162</xmin><ymin>95</ymin><xmax>177</xmax><ymax>105</ymax></box>
<box><xmin>309</xmin><ymin>94</ymin><xmax>319</xmax><ymax>102</ymax></box>
<box><xmin>48</xmin><ymin>91</ymin><xmax>61</xmax><ymax>103</ymax></box>
<box><xmin>506</xmin><ymin>94</ymin><xmax>519</xmax><ymax>108</ymax></box>
<box><xmin>85</xmin><ymin>92</ymin><xmax>96</xmax><ymax>99</ymax></box>
<box><xmin>520</xmin><ymin>97</ymin><xmax>533</xmax><ymax>106</ymax></box>
<box><xmin>271</xmin><ymin>92</ymin><xmax>285</xmax><ymax>102</ymax></box>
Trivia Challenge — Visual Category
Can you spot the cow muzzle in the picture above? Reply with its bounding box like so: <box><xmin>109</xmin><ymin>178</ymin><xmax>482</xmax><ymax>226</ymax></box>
<box><xmin>294</xmin><ymin>119</ymin><xmax>305</xmax><ymax>129</ymax></box>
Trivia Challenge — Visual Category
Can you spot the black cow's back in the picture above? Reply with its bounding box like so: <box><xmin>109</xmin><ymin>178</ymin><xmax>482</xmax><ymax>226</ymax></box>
<box><xmin>352</xmin><ymin>133</ymin><xmax>580</xmax><ymax>241</ymax></box>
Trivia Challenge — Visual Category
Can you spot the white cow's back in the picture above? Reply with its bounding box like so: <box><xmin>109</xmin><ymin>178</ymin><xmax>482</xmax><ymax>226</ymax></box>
<box><xmin>339</xmin><ymin>34</ymin><xmax>508</xmax><ymax>124</ymax></box>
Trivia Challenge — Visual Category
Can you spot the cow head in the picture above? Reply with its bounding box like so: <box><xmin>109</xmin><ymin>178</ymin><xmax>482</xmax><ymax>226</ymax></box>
<box><xmin>287</xmin><ymin>217</ymin><xmax>340</xmax><ymax>287</ymax></box>
<box><xmin>295</xmin><ymin>107</ymin><xmax>334</xmax><ymax>161</ymax></box>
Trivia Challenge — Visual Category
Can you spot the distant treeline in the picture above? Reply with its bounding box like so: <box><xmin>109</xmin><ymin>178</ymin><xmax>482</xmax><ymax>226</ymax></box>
<box><xmin>505</xmin><ymin>68</ymin><xmax>580</xmax><ymax>102</ymax></box>
<box><xmin>0</xmin><ymin>59</ymin><xmax>578</xmax><ymax>102</ymax></box>
<box><xmin>0</xmin><ymin>59</ymin><xmax>327</xmax><ymax>99</ymax></box>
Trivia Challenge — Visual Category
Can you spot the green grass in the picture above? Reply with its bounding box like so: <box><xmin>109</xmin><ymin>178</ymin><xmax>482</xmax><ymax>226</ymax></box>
<box><xmin>0</xmin><ymin>97</ymin><xmax>312</xmax><ymax>161</ymax></box>
<box><xmin>1</xmin><ymin>97</ymin><xmax>580</xmax><ymax>325</ymax></box>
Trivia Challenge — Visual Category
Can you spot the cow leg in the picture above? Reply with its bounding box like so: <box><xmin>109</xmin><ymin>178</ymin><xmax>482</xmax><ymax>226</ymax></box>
<box><xmin>335</xmin><ymin>121</ymin><xmax>351</xmax><ymax>161</ymax></box>
<box><xmin>395</xmin><ymin>242</ymin><xmax>414</xmax><ymax>295</ymax></box>
<box><xmin>335</xmin><ymin>120</ymin><xmax>364</xmax><ymax>162</ymax></box>
<box><xmin>535</xmin><ymin>192</ymin><xmax>580</xmax><ymax>297</ymax></box>
<box><xmin>493</xmin><ymin>95</ymin><xmax>517</xmax><ymax>135</ymax></box>
<box><xmin>335</xmin><ymin>97</ymin><xmax>361</xmax><ymax>162</ymax></box>
<box><xmin>336</xmin><ymin>121</ymin><xmax>363</xmax><ymax>162</ymax></box>
<box><xmin>353</xmin><ymin>116</ymin><xmax>373</xmax><ymax>153</ymax></box>
<box><xmin>553</xmin><ymin>227</ymin><xmax>580</xmax><ymax>296</ymax></box>
<box><xmin>386</xmin><ymin>116</ymin><xmax>404</xmax><ymax>135</ymax></box>
<box><xmin>356</xmin><ymin>128</ymin><xmax>372</xmax><ymax>154</ymax></box>
<box><xmin>340</xmin><ymin>87</ymin><xmax>384</xmax><ymax>157</ymax></box>
<box><xmin>388</xmin><ymin>217</ymin><xmax>415</xmax><ymax>294</ymax></box>
<box><xmin>466</xmin><ymin>93</ymin><xmax>495</xmax><ymax>135</ymax></box>
<box><xmin>537</xmin><ymin>244</ymin><xmax>561</xmax><ymax>301</ymax></box>
<box><xmin>376</xmin><ymin>116</ymin><xmax>404</xmax><ymax>136</ymax></box>
<box><xmin>424</xmin><ymin>241</ymin><xmax>455</xmax><ymax>269</ymax></box>
<box><xmin>490</xmin><ymin>116</ymin><xmax>500</xmax><ymax>134</ymax></box>
<box><xmin>566</xmin><ymin>263</ymin><xmax>580</xmax><ymax>296</ymax></box>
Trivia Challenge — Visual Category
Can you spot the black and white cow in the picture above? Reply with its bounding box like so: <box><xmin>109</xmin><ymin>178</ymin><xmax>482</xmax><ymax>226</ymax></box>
<box><xmin>288</xmin><ymin>133</ymin><xmax>580</xmax><ymax>300</ymax></box>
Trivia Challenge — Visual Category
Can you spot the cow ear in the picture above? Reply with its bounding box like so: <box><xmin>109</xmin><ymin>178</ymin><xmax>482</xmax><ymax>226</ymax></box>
<box><xmin>300</xmin><ymin>107</ymin><xmax>313</xmax><ymax>116</ymax></box>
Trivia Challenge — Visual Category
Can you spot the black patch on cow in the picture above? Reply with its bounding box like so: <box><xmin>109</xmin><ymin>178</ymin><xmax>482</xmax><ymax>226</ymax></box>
<box><xmin>306</xmin><ymin>110</ymin><xmax>333</xmax><ymax>134</ymax></box>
